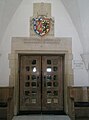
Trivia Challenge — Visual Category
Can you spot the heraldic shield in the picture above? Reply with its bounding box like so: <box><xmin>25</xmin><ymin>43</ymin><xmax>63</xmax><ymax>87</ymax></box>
<box><xmin>33</xmin><ymin>16</ymin><xmax>50</xmax><ymax>36</ymax></box>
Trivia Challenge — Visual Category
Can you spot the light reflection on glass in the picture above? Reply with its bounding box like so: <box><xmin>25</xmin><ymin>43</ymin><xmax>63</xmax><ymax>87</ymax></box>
<box><xmin>32</xmin><ymin>67</ymin><xmax>37</xmax><ymax>72</ymax></box>
<box><xmin>47</xmin><ymin>99</ymin><xmax>51</xmax><ymax>103</ymax></box>
<box><xmin>46</xmin><ymin>67</ymin><xmax>52</xmax><ymax>72</ymax></box>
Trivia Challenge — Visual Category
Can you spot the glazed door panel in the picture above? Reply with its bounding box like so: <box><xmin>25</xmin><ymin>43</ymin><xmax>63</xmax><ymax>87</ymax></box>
<box><xmin>19</xmin><ymin>55</ymin><xmax>41</xmax><ymax>111</ymax></box>
<box><xmin>42</xmin><ymin>56</ymin><xmax>63</xmax><ymax>111</ymax></box>
<box><xmin>19</xmin><ymin>55</ymin><xmax>64</xmax><ymax>112</ymax></box>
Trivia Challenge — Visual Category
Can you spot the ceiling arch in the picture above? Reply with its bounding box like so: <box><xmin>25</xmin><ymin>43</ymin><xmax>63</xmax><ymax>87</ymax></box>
<box><xmin>0</xmin><ymin>0</ymin><xmax>22</xmax><ymax>44</ymax></box>
<box><xmin>61</xmin><ymin>0</ymin><xmax>89</xmax><ymax>52</ymax></box>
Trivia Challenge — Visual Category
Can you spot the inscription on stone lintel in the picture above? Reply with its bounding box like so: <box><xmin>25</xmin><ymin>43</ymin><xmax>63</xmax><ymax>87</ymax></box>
<box><xmin>24</xmin><ymin>38</ymin><xmax>61</xmax><ymax>44</ymax></box>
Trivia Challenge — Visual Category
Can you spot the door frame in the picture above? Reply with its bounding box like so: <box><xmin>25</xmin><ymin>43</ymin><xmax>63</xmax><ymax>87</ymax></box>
<box><xmin>9</xmin><ymin>37</ymin><xmax>73</xmax><ymax>115</ymax></box>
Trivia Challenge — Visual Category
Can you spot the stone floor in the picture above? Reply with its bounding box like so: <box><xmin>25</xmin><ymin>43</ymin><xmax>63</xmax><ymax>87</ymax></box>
<box><xmin>12</xmin><ymin>115</ymin><xmax>71</xmax><ymax>120</ymax></box>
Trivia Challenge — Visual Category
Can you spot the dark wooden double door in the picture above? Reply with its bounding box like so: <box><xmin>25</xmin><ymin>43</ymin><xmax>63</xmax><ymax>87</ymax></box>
<box><xmin>19</xmin><ymin>55</ymin><xmax>64</xmax><ymax>113</ymax></box>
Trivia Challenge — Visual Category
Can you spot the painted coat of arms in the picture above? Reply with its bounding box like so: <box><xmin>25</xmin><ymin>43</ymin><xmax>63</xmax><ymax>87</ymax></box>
<box><xmin>33</xmin><ymin>16</ymin><xmax>50</xmax><ymax>36</ymax></box>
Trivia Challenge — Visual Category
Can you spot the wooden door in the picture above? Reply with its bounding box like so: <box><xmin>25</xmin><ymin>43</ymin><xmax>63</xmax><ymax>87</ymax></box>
<box><xmin>19</xmin><ymin>55</ymin><xmax>41</xmax><ymax>111</ymax></box>
<box><xmin>42</xmin><ymin>56</ymin><xmax>64</xmax><ymax>112</ymax></box>
<box><xmin>19</xmin><ymin>55</ymin><xmax>64</xmax><ymax>113</ymax></box>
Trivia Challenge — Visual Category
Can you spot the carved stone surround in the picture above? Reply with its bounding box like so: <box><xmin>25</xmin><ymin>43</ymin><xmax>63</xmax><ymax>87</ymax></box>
<box><xmin>9</xmin><ymin>37</ymin><xmax>73</xmax><ymax>115</ymax></box>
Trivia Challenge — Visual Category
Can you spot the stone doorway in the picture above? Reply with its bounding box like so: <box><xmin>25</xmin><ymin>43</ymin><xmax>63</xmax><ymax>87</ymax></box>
<box><xmin>9</xmin><ymin>37</ymin><xmax>73</xmax><ymax>115</ymax></box>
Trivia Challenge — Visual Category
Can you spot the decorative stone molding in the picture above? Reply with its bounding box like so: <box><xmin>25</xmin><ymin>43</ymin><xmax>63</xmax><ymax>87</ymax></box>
<box><xmin>33</xmin><ymin>3</ymin><xmax>51</xmax><ymax>17</ymax></box>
